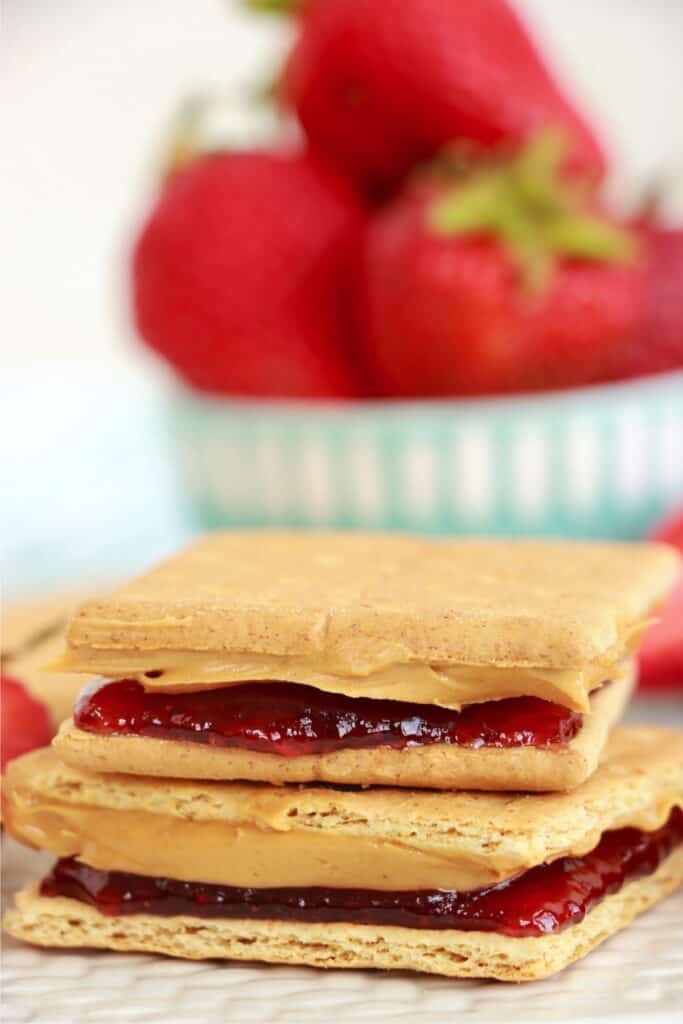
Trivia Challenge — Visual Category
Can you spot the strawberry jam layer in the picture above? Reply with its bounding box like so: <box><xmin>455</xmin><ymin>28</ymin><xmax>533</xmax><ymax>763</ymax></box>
<box><xmin>40</xmin><ymin>808</ymin><xmax>682</xmax><ymax>936</ymax></box>
<box><xmin>73</xmin><ymin>678</ymin><xmax>584</xmax><ymax>756</ymax></box>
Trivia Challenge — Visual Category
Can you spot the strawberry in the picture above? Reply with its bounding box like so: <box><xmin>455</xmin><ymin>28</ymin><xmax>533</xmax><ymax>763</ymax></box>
<box><xmin>639</xmin><ymin>510</ymin><xmax>683</xmax><ymax>690</ymax></box>
<box><xmin>617</xmin><ymin>226</ymin><xmax>683</xmax><ymax>379</ymax></box>
<box><xmin>358</xmin><ymin>135</ymin><xmax>643</xmax><ymax>397</ymax></box>
<box><xmin>1</xmin><ymin>675</ymin><xmax>52</xmax><ymax>771</ymax></box>
<box><xmin>281</xmin><ymin>0</ymin><xmax>607</xmax><ymax>192</ymax></box>
<box><xmin>133</xmin><ymin>150</ymin><xmax>366</xmax><ymax>399</ymax></box>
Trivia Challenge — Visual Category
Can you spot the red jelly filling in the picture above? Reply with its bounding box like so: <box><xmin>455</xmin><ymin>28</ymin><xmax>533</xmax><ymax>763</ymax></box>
<box><xmin>73</xmin><ymin>678</ymin><xmax>584</xmax><ymax>756</ymax></box>
<box><xmin>41</xmin><ymin>808</ymin><xmax>682</xmax><ymax>936</ymax></box>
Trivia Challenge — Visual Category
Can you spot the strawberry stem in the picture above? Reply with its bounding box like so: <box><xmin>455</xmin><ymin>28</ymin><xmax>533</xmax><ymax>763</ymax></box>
<box><xmin>163</xmin><ymin>94</ymin><xmax>208</xmax><ymax>176</ymax></box>
<box><xmin>428</xmin><ymin>131</ymin><xmax>638</xmax><ymax>290</ymax></box>
<box><xmin>243</xmin><ymin>0</ymin><xmax>302</xmax><ymax>12</ymax></box>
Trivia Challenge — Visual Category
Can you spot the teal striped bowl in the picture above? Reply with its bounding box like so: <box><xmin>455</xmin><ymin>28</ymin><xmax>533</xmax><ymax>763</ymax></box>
<box><xmin>170</xmin><ymin>371</ymin><xmax>683</xmax><ymax>539</ymax></box>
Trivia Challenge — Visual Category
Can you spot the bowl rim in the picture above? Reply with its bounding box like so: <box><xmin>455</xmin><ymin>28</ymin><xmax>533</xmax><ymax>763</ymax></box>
<box><xmin>172</xmin><ymin>368</ymin><xmax>683</xmax><ymax>417</ymax></box>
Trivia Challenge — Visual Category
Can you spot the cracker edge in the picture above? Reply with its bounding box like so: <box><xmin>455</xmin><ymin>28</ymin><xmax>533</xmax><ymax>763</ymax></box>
<box><xmin>5</xmin><ymin>845</ymin><xmax>683</xmax><ymax>982</ymax></box>
<box><xmin>63</xmin><ymin>535</ymin><xmax>681</xmax><ymax>670</ymax></box>
<box><xmin>53</xmin><ymin>672</ymin><xmax>633</xmax><ymax>792</ymax></box>
<box><xmin>9</xmin><ymin>728</ymin><xmax>683</xmax><ymax>876</ymax></box>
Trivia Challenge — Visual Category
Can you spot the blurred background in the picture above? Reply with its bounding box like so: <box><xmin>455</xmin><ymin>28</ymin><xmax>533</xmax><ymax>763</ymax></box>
<box><xmin>2</xmin><ymin>0</ymin><xmax>683</xmax><ymax>602</ymax></box>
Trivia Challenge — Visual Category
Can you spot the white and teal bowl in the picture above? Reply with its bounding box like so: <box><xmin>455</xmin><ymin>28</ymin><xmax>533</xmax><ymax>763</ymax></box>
<box><xmin>170</xmin><ymin>371</ymin><xmax>683</xmax><ymax>539</ymax></box>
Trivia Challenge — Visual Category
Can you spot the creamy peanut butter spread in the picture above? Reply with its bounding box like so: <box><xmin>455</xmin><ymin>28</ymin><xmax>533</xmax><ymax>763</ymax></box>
<box><xmin>5</xmin><ymin>800</ymin><xmax>506</xmax><ymax>891</ymax></box>
<box><xmin>5</xmin><ymin>789</ymin><xmax>678</xmax><ymax>894</ymax></box>
<box><xmin>51</xmin><ymin>631</ymin><xmax>646</xmax><ymax>713</ymax></box>
<box><xmin>6</xmin><ymin>734</ymin><xmax>683</xmax><ymax>895</ymax></box>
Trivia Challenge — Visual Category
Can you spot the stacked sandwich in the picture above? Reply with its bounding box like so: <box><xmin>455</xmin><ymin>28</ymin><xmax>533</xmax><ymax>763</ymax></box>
<box><xmin>4</xmin><ymin>533</ymin><xmax>683</xmax><ymax>981</ymax></box>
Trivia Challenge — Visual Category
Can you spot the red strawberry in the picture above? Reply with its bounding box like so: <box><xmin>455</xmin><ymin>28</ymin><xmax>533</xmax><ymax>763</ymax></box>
<box><xmin>283</xmin><ymin>0</ymin><xmax>606</xmax><ymax>192</ymax></box>
<box><xmin>617</xmin><ymin>226</ymin><xmax>683</xmax><ymax>379</ymax></box>
<box><xmin>358</xmin><ymin>136</ymin><xmax>643</xmax><ymax>397</ymax></box>
<box><xmin>133</xmin><ymin>150</ymin><xmax>366</xmax><ymax>399</ymax></box>
<box><xmin>639</xmin><ymin>510</ymin><xmax>683</xmax><ymax>690</ymax></box>
<box><xmin>1</xmin><ymin>675</ymin><xmax>52</xmax><ymax>771</ymax></box>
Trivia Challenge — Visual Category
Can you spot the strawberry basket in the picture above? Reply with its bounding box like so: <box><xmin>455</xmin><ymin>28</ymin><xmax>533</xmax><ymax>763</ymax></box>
<box><xmin>170</xmin><ymin>369</ymin><xmax>683</xmax><ymax>540</ymax></box>
<box><xmin>136</xmin><ymin>29</ymin><xmax>683</xmax><ymax>544</ymax></box>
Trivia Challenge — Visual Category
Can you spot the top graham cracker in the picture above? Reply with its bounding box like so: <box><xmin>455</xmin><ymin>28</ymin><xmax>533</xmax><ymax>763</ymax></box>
<box><xmin>62</xmin><ymin>532</ymin><xmax>679</xmax><ymax>670</ymax></box>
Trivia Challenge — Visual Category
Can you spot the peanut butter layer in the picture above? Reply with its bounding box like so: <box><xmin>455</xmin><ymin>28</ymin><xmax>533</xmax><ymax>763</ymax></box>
<box><xmin>55</xmin><ymin>533</ymin><xmax>677</xmax><ymax>710</ymax></box>
<box><xmin>53</xmin><ymin>646</ymin><xmax>635</xmax><ymax>712</ymax></box>
<box><xmin>4</xmin><ymin>728</ymin><xmax>682</xmax><ymax>892</ymax></box>
<box><xmin>53</xmin><ymin>670</ymin><xmax>634</xmax><ymax>791</ymax></box>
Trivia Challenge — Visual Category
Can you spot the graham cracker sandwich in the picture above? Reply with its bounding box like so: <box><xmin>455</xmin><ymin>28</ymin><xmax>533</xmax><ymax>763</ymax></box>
<box><xmin>4</xmin><ymin>728</ymin><xmax>683</xmax><ymax>981</ymax></box>
<box><xmin>52</xmin><ymin>532</ymin><xmax>677</xmax><ymax>791</ymax></box>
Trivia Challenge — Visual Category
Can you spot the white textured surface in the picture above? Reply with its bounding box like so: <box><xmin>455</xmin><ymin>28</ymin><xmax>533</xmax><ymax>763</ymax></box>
<box><xmin>4</xmin><ymin>701</ymin><xmax>682</xmax><ymax>1023</ymax></box>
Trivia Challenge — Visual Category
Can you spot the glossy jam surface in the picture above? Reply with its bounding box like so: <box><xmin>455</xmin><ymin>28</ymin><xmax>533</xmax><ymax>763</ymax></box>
<box><xmin>41</xmin><ymin>808</ymin><xmax>682</xmax><ymax>937</ymax></box>
<box><xmin>74</xmin><ymin>678</ymin><xmax>583</xmax><ymax>756</ymax></box>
